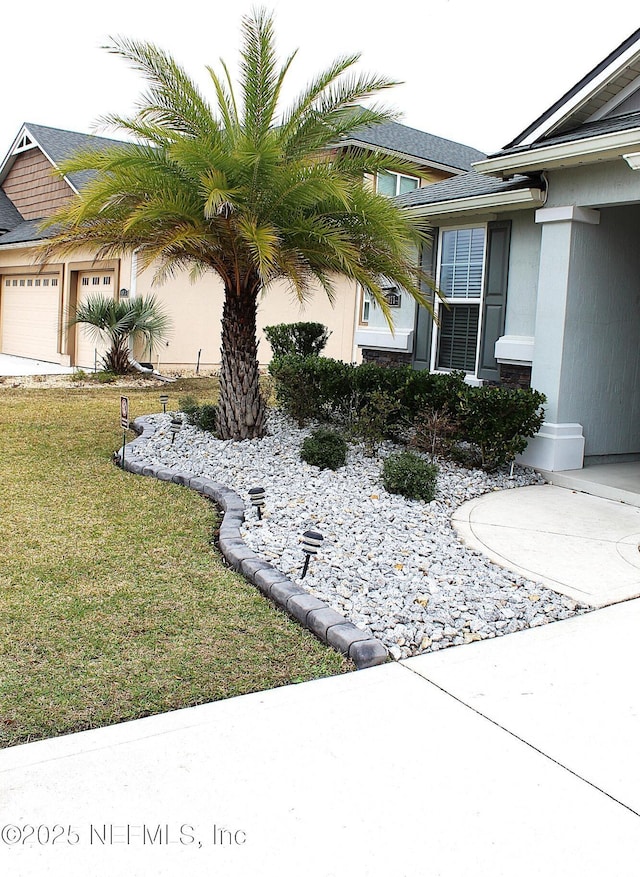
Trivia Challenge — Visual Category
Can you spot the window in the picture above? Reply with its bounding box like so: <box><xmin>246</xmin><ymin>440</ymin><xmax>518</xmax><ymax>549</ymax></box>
<box><xmin>361</xmin><ymin>289</ymin><xmax>371</xmax><ymax>324</ymax></box>
<box><xmin>434</xmin><ymin>226</ymin><xmax>486</xmax><ymax>374</ymax></box>
<box><xmin>377</xmin><ymin>170</ymin><xmax>420</xmax><ymax>197</ymax></box>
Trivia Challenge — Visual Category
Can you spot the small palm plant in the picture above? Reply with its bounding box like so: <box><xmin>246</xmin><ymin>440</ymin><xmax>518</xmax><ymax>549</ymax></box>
<box><xmin>69</xmin><ymin>293</ymin><xmax>171</xmax><ymax>373</ymax></box>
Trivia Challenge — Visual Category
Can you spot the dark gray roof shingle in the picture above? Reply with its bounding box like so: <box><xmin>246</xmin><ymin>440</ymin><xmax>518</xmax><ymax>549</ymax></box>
<box><xmin>346</xmin><ymin>120</ymin><xmax>486</xmax><ymax>172</ymax></box>
<box><xmin>0</xmin><ymin>190</ymin><xmax>23</xmax><ymax>231</ymax></box>
<box><xmin>395</xmin><ymin>171</ymin><xmax>539</xmax><ymax>208</ymax></box>
<box><xmin>0</xmin><ymin>219</ymin><xmax>56</xmax><ymax>246</ymax></box>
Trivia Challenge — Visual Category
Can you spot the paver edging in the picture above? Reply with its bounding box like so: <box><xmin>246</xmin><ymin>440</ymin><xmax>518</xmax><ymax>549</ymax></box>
<box><xmin>114</xmin><ymin>415</ymin><xmax>388</xmax><ymax>670</ymax></box>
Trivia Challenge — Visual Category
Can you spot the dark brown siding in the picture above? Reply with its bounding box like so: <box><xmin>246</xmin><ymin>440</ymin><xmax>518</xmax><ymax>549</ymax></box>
<box><xmin>2</xmin><ymin>149</ymin><xmax>74</xmax><ymax>219</ymax></box>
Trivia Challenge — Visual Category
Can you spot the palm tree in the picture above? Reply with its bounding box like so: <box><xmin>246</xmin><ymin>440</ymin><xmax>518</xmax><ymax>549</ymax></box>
<box><xmin>43</xmin><ymin>9</ymin><xmax>432</xmax><ymax>439</ymax></box>
<box><xmin>70</xmin><ymin>293</ymin><xmax>171</xmax><ymax>374</ymax></box>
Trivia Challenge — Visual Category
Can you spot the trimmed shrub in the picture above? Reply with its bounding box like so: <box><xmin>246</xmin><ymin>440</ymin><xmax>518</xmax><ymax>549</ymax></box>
<box><xmin>268</xmin><ymin>357</ymin><xmax>467</xmax><ymax>428</ymax></box>
<box><xmin>300</xmin><ymin>428</ymin><xmax>347</xmax><ymax>470</ymax></box>
<box><xmin>457</xmin><ymin>385</ymin><xmax>546</xmax><ymax>470</ymax></box>
<box><xmin>264</xmin><ymin>322</ymin><xmax>331</xmax><ymax>358</ymax></box>
<box><xmin>382</xmin><ymin>452</ymin><xmax>438</xmax><ymax>502</ymax></box>
<box><xmin>268</xmin><ymin>355</ymin><xmax>353</xmax><ymax>425</ymax></box>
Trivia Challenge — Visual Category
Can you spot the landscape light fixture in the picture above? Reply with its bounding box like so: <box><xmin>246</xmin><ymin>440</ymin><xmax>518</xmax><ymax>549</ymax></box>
<box><xmin>248</xmin><ymin>487</ymin><xmax>266</xmax><ymax>519</ymax></box>
<box><xmin>301</xmin><ymin>530</ymin><xmax>323</xmax><ymax>579</ymax></box>
<box><xmin>169</xmin><ymin>416</ymin><xmax>182</xmax><ymax>444</ymax></box>
<box><xmin>159</xmin><ymin>394</ymin><xmax>169</xmax><ymax>413</ymax></box>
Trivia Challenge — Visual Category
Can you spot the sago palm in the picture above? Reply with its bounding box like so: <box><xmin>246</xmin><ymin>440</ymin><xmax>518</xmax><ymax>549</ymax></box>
<box><xmin>70</xmin><ymin>294</ymin><xmax>171</xmax><ymax>373</ymax></box>
<box><xmin>43</xmin><ymin>9</ymin><xmax>432</xmax><ymax>439</ymax></box>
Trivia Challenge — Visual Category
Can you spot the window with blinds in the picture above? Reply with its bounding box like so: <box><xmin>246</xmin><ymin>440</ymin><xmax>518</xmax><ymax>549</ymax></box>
<box><xmin>434</xmin><ymin>226</ymin><xmax>486</xmax><ymax>374</ymax></box>
<box><xmin>436</xmin><ymin>304</ymin><xmax>480</xmax><ymax>371</ymax></box>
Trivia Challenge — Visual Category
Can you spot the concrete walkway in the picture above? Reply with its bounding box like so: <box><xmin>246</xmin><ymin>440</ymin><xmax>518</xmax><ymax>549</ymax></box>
<box><xmin>2</xmin><ymin>597</ymin><xmax>640</xmax><ymax>876</ymax></box>
<box><xmin>453</xmin><ymin>483</ymin><xmax>640</xmax><ymax>607</ymax></box>
<box><xmin>0</xmin><ymin>353</ymin><xmax>74</xmax><ymax>376</ymax></box>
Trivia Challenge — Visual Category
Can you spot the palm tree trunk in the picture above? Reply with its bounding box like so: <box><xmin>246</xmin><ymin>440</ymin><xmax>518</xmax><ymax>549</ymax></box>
<box><xmin>217</xmin><ymin>283</ymin><xmax>266</xmax><ymax>440</ymax></box>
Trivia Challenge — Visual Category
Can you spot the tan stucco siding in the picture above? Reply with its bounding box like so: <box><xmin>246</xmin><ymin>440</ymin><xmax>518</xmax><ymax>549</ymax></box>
<box><xmin>0</xmin><ymin>244</ymin><xmax>358</xmax><ymax>369</ymax></box>
<box><xmin>137</xmin><ymin>267</ymin><xmax>358</xmax><ymax>369</ymax></box>
<box><xmin>2</xmin><ymin>150</ymin><xmax>74</xmax><ymax>219</ymax></box>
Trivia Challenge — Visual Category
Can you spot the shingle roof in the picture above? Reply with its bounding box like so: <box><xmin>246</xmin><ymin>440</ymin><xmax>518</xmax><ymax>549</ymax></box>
<box><xmin>491</xmin><ymin>110</ymin><xmax>640</xmax><ymax>159</ymax></box>
<box><xmin>345</xmin><ymin>120</ymin><xmax>486</xmax><ymax>172</ymax></box>
<box><xmin>23</xmin><ymin>122</ymin><xmax>128</xmax><ymax>190</ymax></box>
<box><xmin>0</xmin><ymin>189</ymin><xmax>23</xmax><ymax>231</ymax></box>
<box><xmin>395</xmin><ymin>171</ymin><xmax>539</xmax><ymax>208</ymax></box>
<box><xmin>0</xmin><ymin>219</ymin><xmax>55</xmax><ymax>246</ymax></box>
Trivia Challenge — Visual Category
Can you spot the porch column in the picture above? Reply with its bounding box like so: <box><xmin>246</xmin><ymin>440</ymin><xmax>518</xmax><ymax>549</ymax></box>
<box><xmin>519</xmin><ymin>206</ymin><xmax>599</xmax><ymax>471</ymax></box>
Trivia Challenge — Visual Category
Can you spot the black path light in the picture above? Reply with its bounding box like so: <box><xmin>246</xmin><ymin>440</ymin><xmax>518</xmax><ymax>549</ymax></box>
<box><xmin>169</xmin><ymin>416</ymin><xmax>182</xmax><ymax>444</ymax></box>
<box><xmin>159</xmin><ymin>394</ymin><xmax>169</xmax><ymax>413</ymax></box>
<box><xmin>301</xmin><ymin>530</ymin><xmax>323</xmax><ymax>579</ymax></box>
<box><xmin>248</xmin><ymin>487</ymin><xmax>266</xmax><ymax>519</ymax></box>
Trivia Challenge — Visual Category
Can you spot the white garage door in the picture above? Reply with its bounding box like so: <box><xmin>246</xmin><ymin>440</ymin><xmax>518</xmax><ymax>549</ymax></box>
<box><xmin>74</xmin><ymin>272</ymin><xmax>114</xmax><ymax>369</ymax></box>
<box><xmin>1</xmin><ymin>275</ymin><xmax>60</xmax><ymax>361</ymax></box>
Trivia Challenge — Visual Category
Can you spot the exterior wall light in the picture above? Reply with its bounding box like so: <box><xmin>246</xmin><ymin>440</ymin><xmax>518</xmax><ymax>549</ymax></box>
<box><xmin>301</xmin><ymin>530</ymin><xmax>323</xmax><ymax>579</ymax></box>
<box><xmin>248</xmin><ymin>487</ymin><xmax>266</xmax><ymax>519</ymax></box>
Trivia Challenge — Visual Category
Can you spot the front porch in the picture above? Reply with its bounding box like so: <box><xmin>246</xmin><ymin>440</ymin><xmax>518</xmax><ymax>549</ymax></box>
<box><xmin>539</xmin><ymin>461</ymin><xmax>640</xmax><ymax>508</ymax></box>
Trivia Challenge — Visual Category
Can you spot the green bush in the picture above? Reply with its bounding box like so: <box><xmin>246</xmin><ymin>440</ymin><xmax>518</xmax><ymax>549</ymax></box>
<box><xmin>264</xmin><ymin>322</ymin><xmax>331</xmax><ymax>358</ymax></box>
<box><xmin>191</xmin><ymin>404</ymin><xmax>218</xmax><ymax>434</ymax></box>
<box><xmin>350</xmin><ymin>389</ymin><xmax>402</xmax><ymax>455</ymax></box>
<box><xmin>180</xmin><ymin>397</ymin><xmax>218</xmax><ymax>434</ymax></box>
<box><xmin>269</xmin><ymin>357</ymin><xmax>467</xmax><ymax>428</ymax></box>
<box><xmin>382</xmin><ymin>452</ymin><xmax>438</xmax><ymax>502</ymax></box>
<box><xmin>268</xmin><ymin>355</ymin><xmax>353</xmax><ymax>425</ymax></box>
<box><xmin>179</xmin><ymin>395</ymin><xmax>200</xmax><ymax>417</ymax></box>
<box><xmin>457</xmin><ymin>385</ymin><xmax>546</xmax><ymax>470</ymax></box>
<box><xmin>300</xmin><ymin>429</ymin><xmax>347</xmax><ymax>470</ymax></box>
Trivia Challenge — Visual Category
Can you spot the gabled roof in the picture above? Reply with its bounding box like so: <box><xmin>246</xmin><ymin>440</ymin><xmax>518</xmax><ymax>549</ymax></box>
<box><xmin>505</xmin><ymin>28</ymin><xmax>640</xmax><ymax>149</ymax></box>
<box><xmin>0</xmin><ymin>123</ymin><xmax>127</xmax><ymax>192</ymax></box>
<box><xmin>341</xmin><ymin>119</ymin><xmax>485</xmax><ymax>173</ymax></box>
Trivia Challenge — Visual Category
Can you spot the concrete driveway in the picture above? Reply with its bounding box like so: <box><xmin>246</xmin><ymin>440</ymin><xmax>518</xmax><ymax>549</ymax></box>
<box><xmin>0</xmin><ymin>353</ymin><xmax>75</xmax><ymax>376</ymax></box>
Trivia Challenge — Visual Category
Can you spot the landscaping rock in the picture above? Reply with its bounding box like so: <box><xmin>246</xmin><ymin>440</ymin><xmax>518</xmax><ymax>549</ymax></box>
<box><xmin>124</xmin><ymin>410</ymin><xmax>590</xmax><ymax>660</ymax></box>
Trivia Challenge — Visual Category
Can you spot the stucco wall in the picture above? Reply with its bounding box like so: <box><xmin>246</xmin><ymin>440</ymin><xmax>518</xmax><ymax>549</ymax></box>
<box><xmin>135</xmin><ymin>266</ymin><xmax>358</xmax><ymax>369</ymax></box>
<box><xmin>502</xmin><ymin>210</ymin><xmax>540</xmax><ymax>338</ymax></box>
<box><xmin>558</xmin><ymin>205</ymin><xmax>640</xmax><ymax>457</ymax></box>
<box><xmin>546</xmin><ymin>161</ymin><xmax>640</xmax><ymax>209</ymax></box>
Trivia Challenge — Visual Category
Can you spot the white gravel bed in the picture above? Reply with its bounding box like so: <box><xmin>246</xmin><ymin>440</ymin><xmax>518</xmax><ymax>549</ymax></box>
<box><xmin>129</xmin><ymin>410</ymin><xmax>589</xmax><ymax>659</ymax></box>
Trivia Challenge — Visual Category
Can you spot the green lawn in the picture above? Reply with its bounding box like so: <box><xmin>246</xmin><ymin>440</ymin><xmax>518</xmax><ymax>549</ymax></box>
<box><xmin>0</xmin><ymin>377</ymin><xmax>350</xmax><ymax>748</ymax></box>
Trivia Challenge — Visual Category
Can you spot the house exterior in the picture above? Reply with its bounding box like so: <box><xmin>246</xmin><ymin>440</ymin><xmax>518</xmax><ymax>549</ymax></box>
<box><xmin>0</xmin><ymin>121</ymin><xmax>483</xmax><ymax>373</ymax></box>
<box><xmin>397</xmin><ymin>28</ymin><xmax>640</xmax><ymax>473</ymax></box>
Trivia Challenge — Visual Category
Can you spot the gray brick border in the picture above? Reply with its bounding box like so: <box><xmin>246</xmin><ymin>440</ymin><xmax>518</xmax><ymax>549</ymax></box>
<box><xmin>114</xmin><ymin>415</ymin><xmax>388</xmax><ymax>670</ymax></box>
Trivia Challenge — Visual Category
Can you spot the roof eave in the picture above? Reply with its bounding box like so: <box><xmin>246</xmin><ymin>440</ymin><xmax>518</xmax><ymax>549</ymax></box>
<box><xmin>473</xmin><ymin>128</ymin><xmax>640</xmax><ymax>177</ymax></box>
<box><xmin>404</xmin><ymin>187</ymin><xmax>545</xmax><ymax>222</ymax></box>
<box><xmin>337</xmin><ymin>137</ymin><xmax>470</xmax><ymax>175</ymax></box>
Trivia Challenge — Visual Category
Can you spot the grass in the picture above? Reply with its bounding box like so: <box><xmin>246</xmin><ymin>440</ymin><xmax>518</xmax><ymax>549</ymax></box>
<box><xmin>0</xmin><ymin>377</ymin><xmax>350</xmax><ymax>748</ymax></box>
